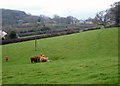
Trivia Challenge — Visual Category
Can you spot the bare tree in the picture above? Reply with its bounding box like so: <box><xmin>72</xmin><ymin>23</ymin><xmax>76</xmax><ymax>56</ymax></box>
<box><xmin>94</xmin><ymin>10</ymin><xmax>111</xmax><ymax>26</ymax></box>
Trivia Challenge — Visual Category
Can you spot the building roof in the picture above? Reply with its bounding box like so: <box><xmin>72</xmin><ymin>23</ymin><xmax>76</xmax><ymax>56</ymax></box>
<box><xmin>0</xmin><ymin>30</ymin><xmax>7</xmax><ymax>38</ymax></box>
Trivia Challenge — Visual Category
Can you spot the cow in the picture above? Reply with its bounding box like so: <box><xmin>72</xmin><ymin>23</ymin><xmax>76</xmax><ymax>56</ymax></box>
<box><xmin>40</xmin><ymin>56</ymin><xmax>48</xmax><ymax>62</ymax></box>
<box><xmin>31</xmin><ymin>56</ymin><xmax>38</xmax><ymax>63</ymax></box>
<box><xmin>30</xmin><ymin>55</ymin><xmax>48</xmax><ymax>63</ymax></box>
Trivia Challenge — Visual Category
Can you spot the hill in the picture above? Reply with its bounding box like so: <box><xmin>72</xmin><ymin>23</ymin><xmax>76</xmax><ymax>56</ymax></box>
<box><xmin>2</xmin><ymin>9</ymin><xmax>97</xmax><ymax>35</ymax></box>
<box><xmin>2</xmin><ymin>28</ymin><xmax>118</xmax><ymax>84</ymax></box>
<box><xmin>2</xmin><ymin>9</ymin><xmax>39</xmax><ymax>29</ymax></box>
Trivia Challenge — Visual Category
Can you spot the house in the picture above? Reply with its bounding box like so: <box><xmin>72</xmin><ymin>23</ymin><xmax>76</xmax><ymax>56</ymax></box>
<box><xmin>0</xmin><ymin>30</ymin><xmax>7</xmax><ymax>39</ymax></box>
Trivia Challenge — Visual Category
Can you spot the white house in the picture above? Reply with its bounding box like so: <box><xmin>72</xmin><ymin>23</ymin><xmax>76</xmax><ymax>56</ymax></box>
<box><xmin>0</xmin><ymin>30</ymin><xmax>7</xmax><ymax>39</ymax></box>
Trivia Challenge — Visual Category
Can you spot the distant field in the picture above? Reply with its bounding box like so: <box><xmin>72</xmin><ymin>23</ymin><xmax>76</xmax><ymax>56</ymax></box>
<box><xmin>2</xmin><ymin>28</ymin><xmax>118</xmax><ymax>84</ymax></box>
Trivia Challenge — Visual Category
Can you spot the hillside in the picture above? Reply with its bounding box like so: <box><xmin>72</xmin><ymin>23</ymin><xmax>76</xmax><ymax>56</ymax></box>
<box><xmin>2</xmin><ymin>9</ymin><xmax>39</xmax><ymax>25</ymax></box>
<box><xmin>2</xmin><ymin>9</ymin><xmax>97</xmax><ymax>35</ymax></box>
<box><xmin>2</xmin><ymin>28</ymin><xmax>118</xmax><ymax>84</ymax></box>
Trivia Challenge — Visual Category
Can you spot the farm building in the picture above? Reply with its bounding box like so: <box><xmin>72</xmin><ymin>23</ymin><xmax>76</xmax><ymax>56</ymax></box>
<box><xmin>0</xmin><ymin>30</ymin><xmax>7</xmax><ymax>39</ymax></box>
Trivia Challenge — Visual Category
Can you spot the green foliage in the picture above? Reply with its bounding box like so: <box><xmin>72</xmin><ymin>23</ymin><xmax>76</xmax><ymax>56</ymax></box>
<box><xmin>9</xmin><ymin>31</ymin><xmax>17</xmax><ymax>39</ymax></box>
<box><xmin>110</xmin><ymin>1</ymin><xmax>120</xmax><ymax>27</ymax></box>
<box><xmin>93</xmin><ymin>1</ymin><xmax>120</xmax><ymax>27</ymax></box>
<box><xmin>2</xmin><ymin>28</ymin><xmax>118</xmax><ymax>84</ymax></box>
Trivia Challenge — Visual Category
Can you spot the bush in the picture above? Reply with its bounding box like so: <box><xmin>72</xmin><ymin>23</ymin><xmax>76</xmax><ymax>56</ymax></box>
<box><xmin>9</xmin><ymin>31</ymin><xmax>17</xmax><ymax>39</ymax></box>
<box><xmin>2</xmin><ymin>28</ymin><xmax>80</xmax><ymax>45</ymax></box>
<box><xmin>41</xmin><ymin>26</ymin><xmax>51</xmax><ymax>31</ymax></box>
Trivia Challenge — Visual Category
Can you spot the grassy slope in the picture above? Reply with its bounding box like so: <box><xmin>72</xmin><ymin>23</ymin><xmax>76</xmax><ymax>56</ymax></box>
<box><xmin>2</xmin><ymin>28</ymin><xmax>118</xmax><ymax>84</ymax></box>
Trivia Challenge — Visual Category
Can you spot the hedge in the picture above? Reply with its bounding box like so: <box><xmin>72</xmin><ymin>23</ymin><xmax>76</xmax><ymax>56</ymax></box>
<box><xmin>2</xmin><ymin>29</ymin><xmax>80</xmax><ymax>45</ymax></box>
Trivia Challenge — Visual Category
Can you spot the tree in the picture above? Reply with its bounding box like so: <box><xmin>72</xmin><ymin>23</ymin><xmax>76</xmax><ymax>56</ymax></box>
<box><xmin>93</xmin><ymin>1</ymin><xmax>120</xmax><ymax>27</ymax></box>
<box><xmin>38</xmin><ymin>17</ymin><xmax>41</xmax><ymax>22</ymax></box>
<box><xmin>94</xmin><ymin>10</ymin><xmax>111</xmax><ymax>26</ymax></box>
<box><xmin>109</xmin><ymin>1</ymin><xmax>120</xmax><ymax>26</ymax></box>
<box><xmin>66</xmin><ymin>16</ymin><xmax>74</xmax><ymax>24</ymax></box>
<box><xmin>53</xmin><ymin>15</ymin><xmax>61</xmax><ymax>23</ymax></box>
<box><xmin>9</xmin><ymin>31</ymin><xmax>17</xmax><ymax>39</ymax></box>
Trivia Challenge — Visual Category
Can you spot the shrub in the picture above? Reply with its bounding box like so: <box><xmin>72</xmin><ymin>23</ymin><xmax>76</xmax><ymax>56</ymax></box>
<box><xmin>9</xmin><ymin>31</ymin><xmax>17</xmax><ymax>39</ymax></box>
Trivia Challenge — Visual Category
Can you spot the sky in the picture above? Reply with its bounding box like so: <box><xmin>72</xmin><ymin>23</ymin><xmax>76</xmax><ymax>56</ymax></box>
<box><xmin>0</xmin><ymin>0</ymin><xmax>119</xmax><ymax>20</ymax></box>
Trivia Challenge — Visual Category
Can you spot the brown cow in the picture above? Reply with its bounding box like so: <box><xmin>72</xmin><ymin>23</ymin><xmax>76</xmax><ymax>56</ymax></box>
<box><xmin>40</xmin><ymin>56</ymin><xmax>48</xmax><ymax>62</ymax></box>
<box><xmin>30</xmin><ymin>55</ymin><xmax>48</xmax><ymax>63</ymax></box>
<box><xmin>31</xmin><ymin>56</ymin><xmax>38</xmax><ymax>63</ymax></box>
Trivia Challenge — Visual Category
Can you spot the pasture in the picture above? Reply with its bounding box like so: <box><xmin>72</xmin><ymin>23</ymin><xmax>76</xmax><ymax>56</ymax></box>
<box><xmin>2</xmin><ymin>28</ymin><xmax>118</xmax><ymax>84</ymax></box>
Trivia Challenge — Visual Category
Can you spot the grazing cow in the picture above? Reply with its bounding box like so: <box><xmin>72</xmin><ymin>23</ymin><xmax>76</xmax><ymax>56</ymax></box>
<box><xmin>37</xmin><ymin>56</ymin><xmax>41</xmax><ymax>62</ymax></box>
<box><xmin>30</xmin><ymin>55</ymin><xmax>48</xmax><ymax>63</ymax></box>
<box><xmin>31</xmin><ymin>56</ymin><xmax>38</xmax><ymax>63</ymax></box>
<box><xmin>40</xmin><ymin>56</ymin><xmax>48</xmax><ymax>62</ymax></box>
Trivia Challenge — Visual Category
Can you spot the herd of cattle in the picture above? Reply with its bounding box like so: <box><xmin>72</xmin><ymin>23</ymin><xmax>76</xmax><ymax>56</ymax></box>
<box><xmin>30</xmin><ymin>55</ymin><xmax>49</xmax><ymax>63</ymax></box>
<box><xmin>4</xmin><ymin>55</ymin><xmax>49</xmax><ymax>63</ymax></box>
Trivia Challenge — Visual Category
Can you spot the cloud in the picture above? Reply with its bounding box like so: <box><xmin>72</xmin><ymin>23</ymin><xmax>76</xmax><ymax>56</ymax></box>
<box><xmin>0</xmin><ymin>0</ymin><xmax>119</xmax><ymax>19</ymax></box>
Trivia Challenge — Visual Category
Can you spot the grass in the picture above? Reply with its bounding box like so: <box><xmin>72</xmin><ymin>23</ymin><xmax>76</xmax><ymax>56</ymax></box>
<box><xmin>2</xmin><ymin>28</ymin><xmax>118</xmax><ymax>84</ymax></box>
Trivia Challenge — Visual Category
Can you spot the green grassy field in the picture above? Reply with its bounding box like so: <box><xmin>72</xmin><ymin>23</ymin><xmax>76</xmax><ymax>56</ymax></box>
<box><xmin>2</xmin><ymin>28</ymin><xmax>118</xmax><ymax>84</ymax></box>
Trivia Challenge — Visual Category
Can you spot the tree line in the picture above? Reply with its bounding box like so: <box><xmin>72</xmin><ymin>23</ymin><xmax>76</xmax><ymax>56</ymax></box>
<box><xmin>2</xmin><ymin>1</ymin><xmax>119</xmax><ymax>39</ymax></box>
<box><xmin>92</xmin><ymin>1</ymin><xmax>120</xmax><ymax>27</ymax></box>
<box><xmin>2</xmin><ymin>1</ymin><xmax>119</xmax><ymax>30</ymax></box>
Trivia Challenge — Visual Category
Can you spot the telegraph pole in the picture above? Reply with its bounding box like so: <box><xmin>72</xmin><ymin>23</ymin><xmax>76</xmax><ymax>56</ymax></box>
<box><xmin>35</xmin><ymin>17</ymin><xmax>41</xmax><ymax>51</ymax></box>
<box><xmin>35</xmin><ymin>23</ymin><xmax>37</xmax><ymax>51</ymax></box>
<box><xmin>35</xmin><ymin>24</ymin><xmax>37</xmax><ymax>51</ymax></box>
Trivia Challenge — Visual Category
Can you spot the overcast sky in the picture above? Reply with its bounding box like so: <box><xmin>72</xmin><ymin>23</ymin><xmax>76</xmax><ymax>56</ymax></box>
<box><xmin>0</xmin><ymin>0</ymin><xmax>119</xmax><ymax>19</ymax></box>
